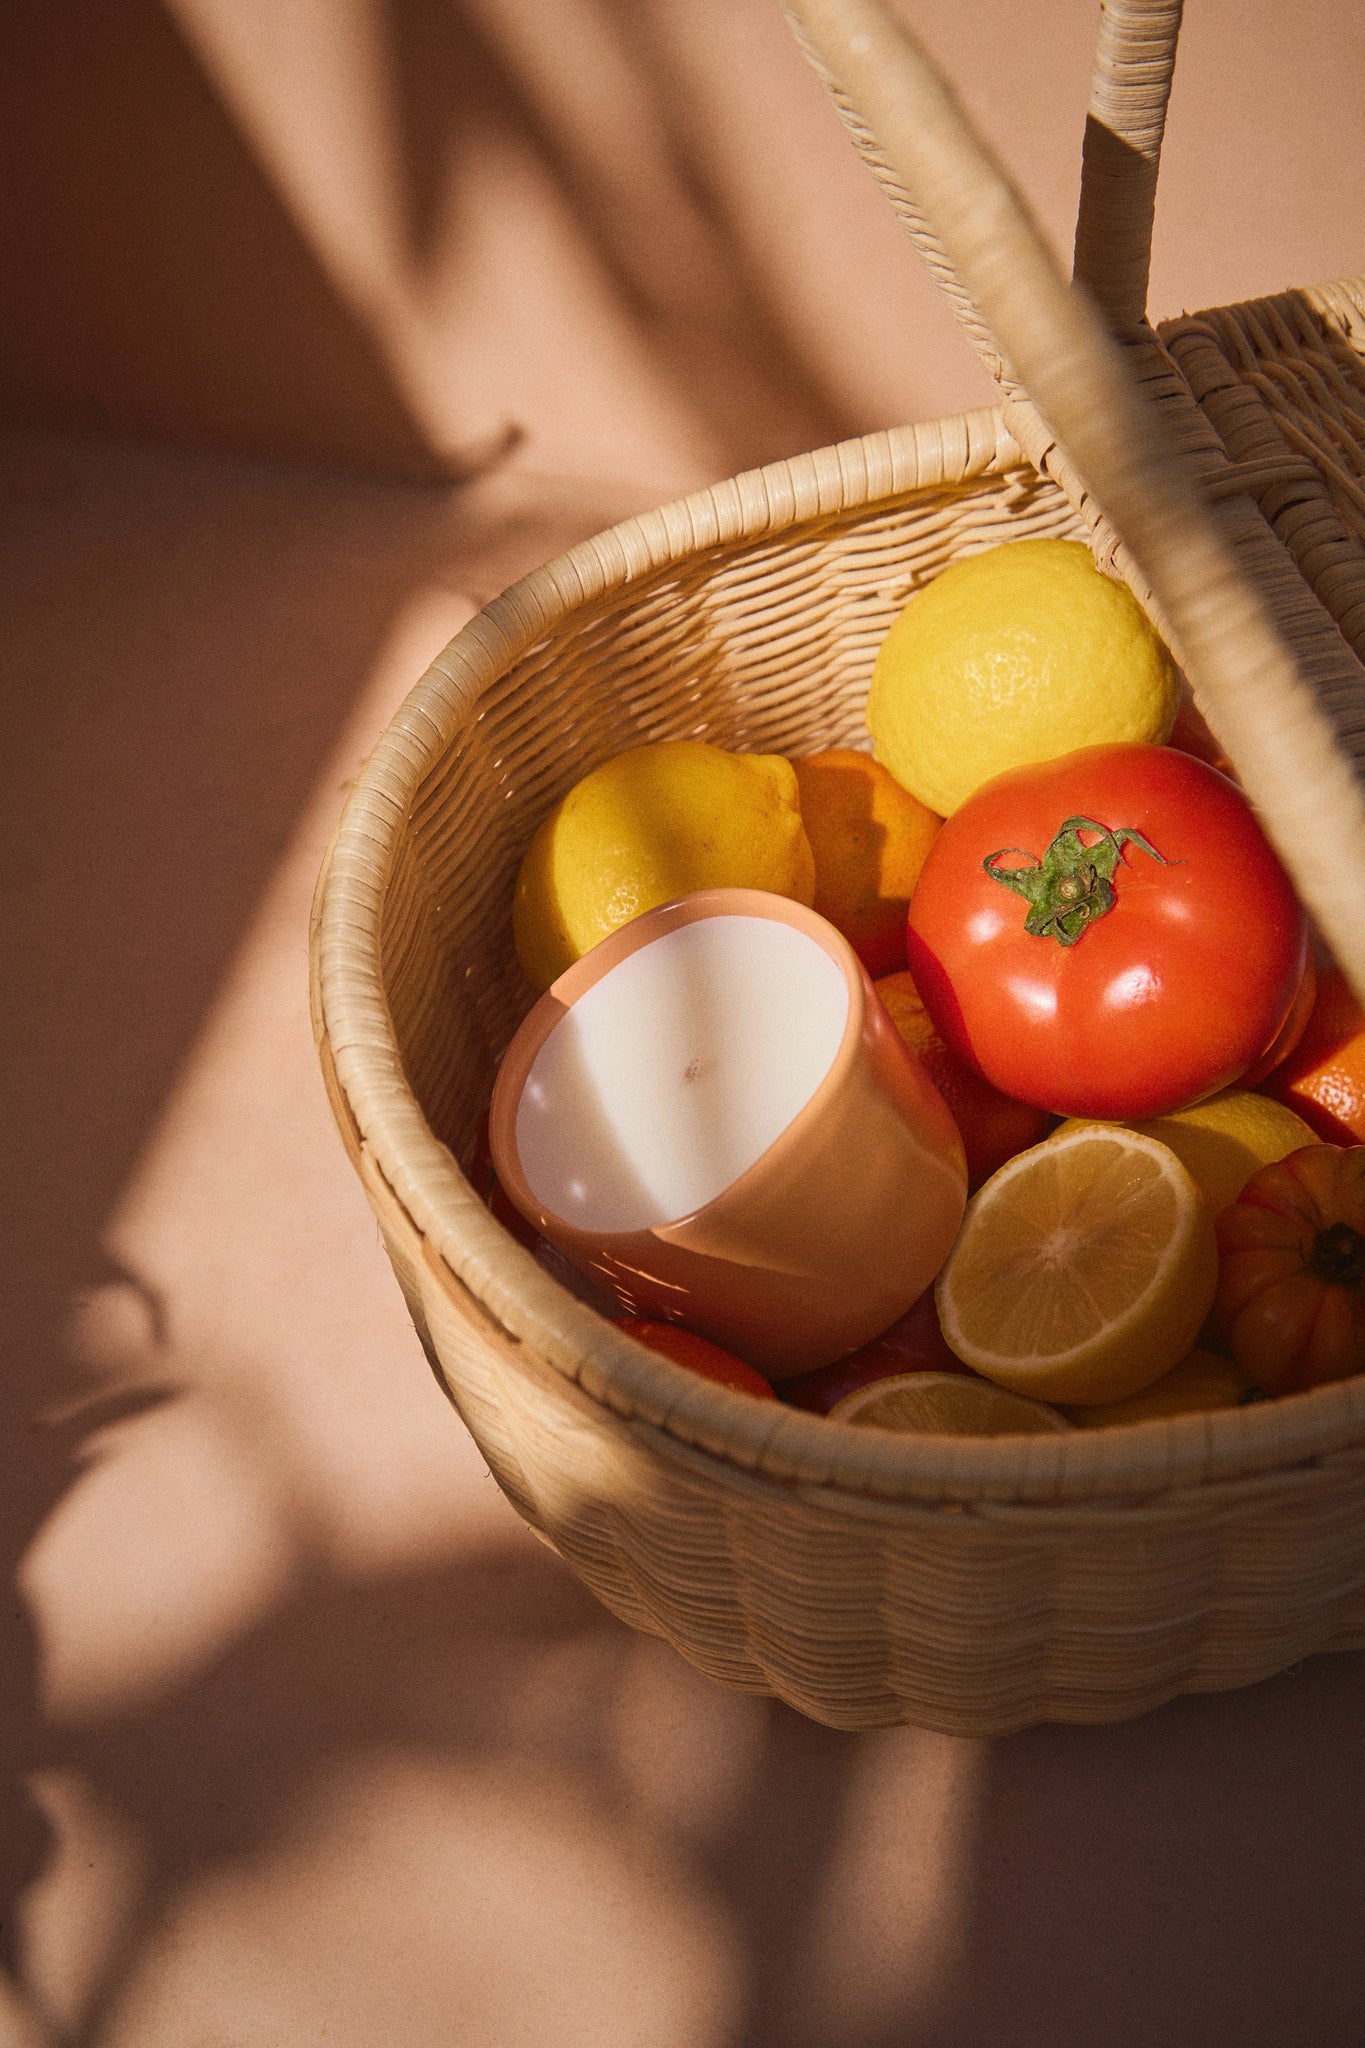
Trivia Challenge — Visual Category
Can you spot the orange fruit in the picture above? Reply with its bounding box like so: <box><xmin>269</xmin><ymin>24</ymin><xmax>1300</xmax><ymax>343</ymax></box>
<box><xmin>875</xmin><ymin>970</ymin><xmax>1050</xmax><ymax>1190</ymax></box>
<box><xmin>616</xmin><ymin>1318</ymin><xmax>777</xmax><ymax>1399</ymax></box>
<box><xmin>1264</xmin><ymin>962</ymin><xmax>1365</xmax><ymax>1145</ymax></box>
<box><xmin>792</xmin><ymin>748</ymin><xmax>940</xmax><ymax>976</ymax></box>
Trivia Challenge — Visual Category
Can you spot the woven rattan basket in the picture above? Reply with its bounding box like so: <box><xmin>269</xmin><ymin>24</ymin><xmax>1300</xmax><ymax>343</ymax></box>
<box><xmin>310</xmin><ymin>0</ymin><xmax>1365</xmax><ymax>1733</ymax></box>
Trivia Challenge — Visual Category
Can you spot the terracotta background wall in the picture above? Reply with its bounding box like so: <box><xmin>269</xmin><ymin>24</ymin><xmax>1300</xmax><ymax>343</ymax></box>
<box><xmin>3</xmin><ymin>0</ymin><xmax>1363</xmax><ymax>489</ymax></box>
<box><xmin>1</xmin><ymin>5</ymin><xmax>1363</xmax><ymax>2046</ymax></box>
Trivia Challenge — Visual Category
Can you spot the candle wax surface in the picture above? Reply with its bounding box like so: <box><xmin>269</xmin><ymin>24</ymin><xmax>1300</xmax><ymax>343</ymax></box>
<box><xmin>515</xmin><ymin>915</ymin><xmax>850</xmax><ymax>1233</ymax></box>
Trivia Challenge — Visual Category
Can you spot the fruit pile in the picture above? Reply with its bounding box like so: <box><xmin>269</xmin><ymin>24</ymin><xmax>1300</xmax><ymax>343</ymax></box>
<box><xmin>480</xmin><ymin>538</ymin><xmax>1365</xmax><ymax>1435</ymax></box>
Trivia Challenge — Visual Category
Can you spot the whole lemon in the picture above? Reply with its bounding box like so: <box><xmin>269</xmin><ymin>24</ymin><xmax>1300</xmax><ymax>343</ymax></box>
<box><xmin>513</xmin><ymin>739</ymin><xmax>815</xmax><ymax>989</ymax></box>
<box><xmin>1055</xmin><ymin>1088</ymin><xmax>1318</xmax><ymax>1220</ymax></box>
<box><xmin>866</xmin><ymin>538</ymin><xmax>1179</xmax><ymax>814</ymax></box>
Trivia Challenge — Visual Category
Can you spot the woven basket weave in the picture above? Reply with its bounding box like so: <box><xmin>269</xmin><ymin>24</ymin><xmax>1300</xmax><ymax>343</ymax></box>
<box><xmin>310</xmin><ymin>0</ymin><xmax>1365</xmax><ymax>1733</ymax></box>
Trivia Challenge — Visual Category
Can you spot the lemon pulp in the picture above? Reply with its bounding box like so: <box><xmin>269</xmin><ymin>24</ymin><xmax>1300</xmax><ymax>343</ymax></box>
<box><xmin>936</xmin><ymin>1128</ymin><xmax>1218</xmax><ymax>1404</ymax></box>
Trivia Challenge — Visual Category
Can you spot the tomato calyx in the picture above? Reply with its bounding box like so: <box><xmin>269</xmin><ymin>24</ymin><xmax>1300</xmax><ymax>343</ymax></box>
<box><xmin>983</xmin><ymin>815</ymin><xmax>1170</xmax><ymax>947</ymax></box>
<box><xmin>1308</xmin><ymin>1220</ymin><xmax>1365</xmax><ymax>1289</ymax></box>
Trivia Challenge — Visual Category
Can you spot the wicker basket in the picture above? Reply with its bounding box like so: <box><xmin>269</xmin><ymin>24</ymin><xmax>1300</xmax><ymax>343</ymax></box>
<box><xmin>310</xmin><ymin>0</ymin><xmax>1365</xmax><ymax>1733</ymax></box>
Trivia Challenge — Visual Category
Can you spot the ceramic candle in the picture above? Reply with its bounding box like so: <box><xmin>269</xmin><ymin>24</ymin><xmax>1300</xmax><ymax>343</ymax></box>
<box><xmin>514</xmin><ymin>914</ymin><xmax>850</xmax><ymax>1233</ymax></box>
<box><xmin>490</xmin><ymin>889</ymin><xmax>967</xmax><ymax>1377</ymax></box>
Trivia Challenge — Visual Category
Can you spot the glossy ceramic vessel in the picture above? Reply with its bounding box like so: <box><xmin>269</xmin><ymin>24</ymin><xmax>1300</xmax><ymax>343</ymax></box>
<box><xmin>489</xmin><ymin>888</ymin><xmax>967</xmax><ymax>1377</ymax></box>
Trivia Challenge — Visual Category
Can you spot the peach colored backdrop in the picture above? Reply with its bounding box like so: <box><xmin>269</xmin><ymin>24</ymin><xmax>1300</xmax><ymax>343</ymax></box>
<box><xmin>5</xmin><ymin>0</ymin><xmax>1364</xmax><ymax>488</ymax></box>
<box><xmin>2</xmin><ymin>3</ymin><xmax>1363</xmax><ymax>2044</ymax></box>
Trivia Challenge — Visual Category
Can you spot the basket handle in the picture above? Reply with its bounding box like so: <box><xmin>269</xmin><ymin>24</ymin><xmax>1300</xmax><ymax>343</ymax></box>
<box><xmin>787</xmin><ymin>0</ymin><xmax>1184</xmax><ymax>371</ymax></box>
<box><xmin>782</xmin><ymin>0</ymin><xmax>1365</xmax><ymax>1001</ymax></box>
<box><xmin>783</xmin><ymin>6</ymin><xmax>1014</xmax><ymax>390</ymax></box>
<box><xmin>1073</xmin><ymin>0</ymin><xmax>1184</xmax><ymax>328</ymax></box>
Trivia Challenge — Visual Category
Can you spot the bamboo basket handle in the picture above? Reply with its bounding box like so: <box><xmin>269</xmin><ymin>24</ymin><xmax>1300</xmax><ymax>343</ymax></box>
<box><xmin>784</xmin><ymin>9</ymin><xmax>1013</xmax><ymax>388</ymax></box>
<box><xmin>788</xmin><ymin>0</ymin><xmax>1183</xmax><ymax>374</ymax></box>
<box><xmin>783</xmin><ymin>0</ymin><xmax>1365</xmax><ymax>1002</ymax></box>
<box><xmin>1073</xmin><ymin>0</ymin><xmax>1184</xmax><ymax>328</ymax></box>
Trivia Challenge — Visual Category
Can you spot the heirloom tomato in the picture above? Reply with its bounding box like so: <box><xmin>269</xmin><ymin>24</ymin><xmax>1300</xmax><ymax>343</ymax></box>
<box><xmin>906</xmin><ymin>744</ymin><xmax>1309</xmax><ymax>1120</ymax></box>
<box><xmin>1214</xmin><ymin>1144</ymin><xmax>1365</xmax><ymax>1393</ymax></box>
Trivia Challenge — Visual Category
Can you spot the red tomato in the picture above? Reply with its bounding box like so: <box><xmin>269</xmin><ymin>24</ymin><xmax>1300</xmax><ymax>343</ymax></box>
<box><xmin>906</xmin><ymin>744</ymin><xmax>1308</xmax><ymax>1120</ymax></box>
<box><xmin>779</xmin><ymin>1290</ymin><xmax>967</xmax><ymax>1413</ymax></box>
<box><xmin>1214</xmin><ymin>1144</ymin><xmax>1365</xmax><ymax>1393</ymax></box>
<box><xmin>615</xmin><ymin>1318</ymin><xmax>777</xmax><ymax>1398</ymax></box>
<box><xmin>1242</xmin><ymin>948</ymin><xmax>1316</xmax><ymax>1089</ymax></box>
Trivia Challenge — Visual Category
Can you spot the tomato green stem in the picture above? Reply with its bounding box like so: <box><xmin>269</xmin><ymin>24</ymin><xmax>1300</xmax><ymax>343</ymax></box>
<box><xmin>984</xmin><ymin>816</ymin><xmax>1170</xmax><ymax>946</ymax></box>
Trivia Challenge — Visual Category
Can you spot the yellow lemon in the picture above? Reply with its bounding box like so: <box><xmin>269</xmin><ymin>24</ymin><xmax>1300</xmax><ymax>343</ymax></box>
<box><xmin>935</xmin><ymin>1127</ymin><xmax>1218</xmax><ymax>1404</ymax></box>
<box><xmin>1061</xmin><ymin>1348</ymin><xmax>1255</xmax><ymax>1428</ymax></box>
<box><xmin>513</xmin><ymin>739</ymin><xmax>815</xmax><ymax>990</ymax></box>
<box><xmin>866</xmin><ymin>538</ymin><xmax>1179</xmax><ymax>814</ymax></box>
<box><xmin>1055</xmin><ymin>1089</ymin><xmax>1318</xmax><ymax>1221</ymax></box>
<box><xmin>828</xmin><ymin>1370</ymin><xmax>1068</xmax><ymax>1436</ymax></box>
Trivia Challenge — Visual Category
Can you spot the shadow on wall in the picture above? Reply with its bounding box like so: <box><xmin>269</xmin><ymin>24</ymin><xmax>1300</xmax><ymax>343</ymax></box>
<box><xmin>0</xmin><ymin>0</ymin><xmax>890</xmax><ymax>486</ymax></box>
<box><xmin>369</xmin><ymin>0</ymin><xmax>856</xmax><ymax>467</ymax></box>
<box><xmin>0</xmin><ymin>0</ymin><xmax>462</xmax><ymax>478</ymax></box>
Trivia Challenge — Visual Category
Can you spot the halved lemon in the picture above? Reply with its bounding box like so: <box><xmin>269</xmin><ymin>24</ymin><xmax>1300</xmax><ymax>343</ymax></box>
<box><xmin>828</xmin><ymin>1370</ymin><xmax>1068</xmax><ymax>1436</ymax></box>
<box><xmin>935</xmin><ymin>1128</ymin><xmax>1219</xmax><ymax>1405</ymax></box>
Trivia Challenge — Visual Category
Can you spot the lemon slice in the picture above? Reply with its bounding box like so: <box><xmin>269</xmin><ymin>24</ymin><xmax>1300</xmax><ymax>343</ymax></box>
<box><xmin>935</xmin><ymin>1128</ymin><xmax>1219</xmax><ymax>1404</ymax></box>
<box><xmin>828</xmin><ymin>1371</ymin><xmax>1069</xmax><ymax>1436</ymax></box>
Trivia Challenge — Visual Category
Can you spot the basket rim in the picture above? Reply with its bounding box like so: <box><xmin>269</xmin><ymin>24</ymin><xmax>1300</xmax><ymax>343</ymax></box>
<box><xmin>311</xmin><ymin>406</ymin><xmax>1365</xmax><ymax>1509</ymax></box>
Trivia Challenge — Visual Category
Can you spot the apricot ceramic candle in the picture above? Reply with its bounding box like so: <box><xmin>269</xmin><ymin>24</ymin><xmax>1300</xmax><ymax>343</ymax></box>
<box><xmin>489</xmin><ymin>889</ymin><xmax>967</xmax><ymax>1377</ymax></box>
